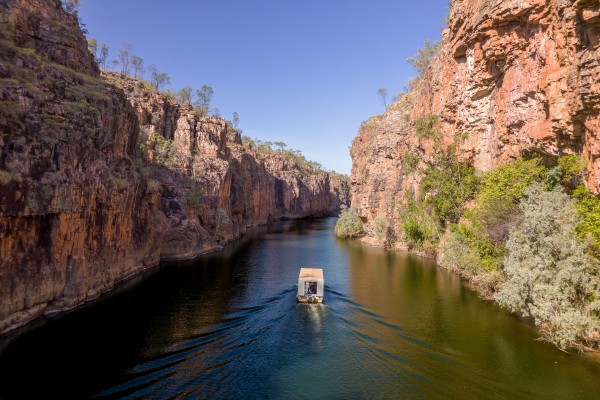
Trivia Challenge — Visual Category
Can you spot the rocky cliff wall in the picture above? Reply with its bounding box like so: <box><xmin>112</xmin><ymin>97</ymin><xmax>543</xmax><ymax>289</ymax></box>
<box><xmin>0</xmin><ymin>0</ymin><xmax>163</xmax><ymax>334</ymax></box>
<box><xmin>0</xmin><ymin>0</ymin><xmax>348</xmax><ymax>335</ymax></box>
<box><xmin>351</xmin><ymin>0</ymin><xmax>600</xmax><ymax>241</ymax></box>
<box><xmin>110</xmin><ymin>74</ymin><xmax>349</xmax><ymax>260</ymax></box>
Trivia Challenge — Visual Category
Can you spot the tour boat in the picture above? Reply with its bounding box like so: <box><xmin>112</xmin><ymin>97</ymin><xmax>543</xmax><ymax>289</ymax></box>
<box><xmin>297</xmin><ymin>268</ymin><xmax>324</xmax><ymax>303</ymax></box>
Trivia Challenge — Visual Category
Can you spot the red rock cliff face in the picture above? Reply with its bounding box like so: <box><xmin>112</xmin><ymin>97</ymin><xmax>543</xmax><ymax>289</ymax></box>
<box><xmin>0</xmin><ymin>0</ymin><xmax>162</xmax><ymax>334</ymax></box>
<box><xmin>110</xmin><ymin>74</ymin><xmax>348</xmax><ymax>260</ymax></box>
<box><xmin>0</xmin><ymin>0</ymin><xmax>348</xmax><ymax>334</ymax></box>
<box><xmin>351</xmin><ymin>0</ymin><xmax>600</xmax><ymax>239</ymax></box>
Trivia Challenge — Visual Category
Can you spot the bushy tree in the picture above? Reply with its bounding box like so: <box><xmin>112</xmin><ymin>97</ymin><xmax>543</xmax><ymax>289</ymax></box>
<box><xmin>148</xmin><ymin>64</ymin><xmax>170</xmax><ymax>91</ymax></box>
<box><xmin>496</xmin><ymin>184</ymin><xmax>600</xmax><ymax>351</ymax></box>
<box><xmin>573</xmin><ymin>185</ymin><xmax>600</xmax><ymax>256</ymax></box>
<box><xmin>176</xmin><ymin>86</ymin><xmax>193</xmax><ymax>105</ymax></box>
<box><xmin>377</xmin><ymin>87</ymin><xmax>388</xmax><ymax>110</ymax></box>
<box><xmin>130</xmin><ymin>55</ymin><xmax>145</xmax><ymax>79</ymax></box>
<box><xmin>407</xmin><ymin>39</ymin><xmax>440</xmax><ymax>76</ymax></box>
<box><xmin>398</xmin><ymin>190</ymin><xmax>440</xmax><ymax>246</ymax></box>
<box><xmin>87</xmin><ymin>38</ymin><xmax>98</xmax><ymax>59</ymax></box>
<box><xmin>118</xmin><ymin>43</ymin><xmax>133</xmax><ymax>76</ymax></box>
<box><xmin>335</xmin><ymin>205</ymin><xmax>364</xmax><ymax>238</ymax></box>
<box><xmin>98</xmin><ymin>43</ymin><xmax>109</xmax><ymax>70</ymax></box>
<box><xmin>232</xmin><ymin>112</ymin><xmax>240</xmax><ymax>128</ymax></box>
<box><xmin>421</xmin><ymin>153</ymin><xmax>478</xmax><ymax>224</ymax></box>
<box><xmin>195</xmin><ymin>85</ymin><xmax>214</xmax><ymax>116</ymax></box>
<box><xmin>274</xmin><ymin>141</ymin><xmax>287</xmax><ymax>152</ymax></box>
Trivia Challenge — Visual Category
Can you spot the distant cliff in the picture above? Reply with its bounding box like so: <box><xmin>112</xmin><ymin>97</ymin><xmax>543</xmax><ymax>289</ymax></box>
<box><xmin>351</xmin><ymin>0</ymin><xmax>600</xmax><ymax>244</ymax></box>
<box><xmin>108</xmin><ymin>73</ymin><xmax>349</xmax><ymax>260</ymax></box>
<box><xmin>0</xmin><ymin>0</ymin><xmax>348</xmax><ymax>334</ymax></box>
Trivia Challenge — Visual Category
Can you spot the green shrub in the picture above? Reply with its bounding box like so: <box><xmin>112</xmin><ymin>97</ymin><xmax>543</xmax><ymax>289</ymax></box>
<box><xmin>441</xmin><ymin>230</ymin><xmax>486</xmax><ymax>275</ymax></box>
<box><xmin>335</xmin><ymin>205</ymin><xmax>365</xmax><ymax>238</ymax></box>
<box><xmin>558</xmin><ymin>155</ymin><xmax>585</xmax><ymax>184</ymax></box>
<box><xmin>496</xmin><ymin>184</ymin><xmax>600</xmax><ymax>351</ymax></box>
<box><xmin>547</xmin><ymin>155</ymin><xmax>586</xmax><ymax>189</ymax></box>
<box><xmin>573</xmin><ymin>185</ymin><xmax>600</xmax><ymax>256</ymax></box>
<box><xmin>421</xmin><ymin>158</ymin><xmax>478</xmax><ymax>223</ymax></box>
<box><xmin>468</xmin><ymin>196</ymin><xmax>522</xmax><ymax>247</ymax></box>
<box><xmin>414</xmin><ymin>114</ymin><xmax>440</xmax><ymax>140</ymax></box>
<box><xmin>477</xmin><ymin>158</ymin><xmax>547</xmax><ymax>204</ymax></box>
<box><xmin>397</xmin><ymin>190</ymin><xmax>440</xmax><ymax>246</ymax></box>
<box><xmin>446</xmin><ymin>158</ymin><xmax>542</xmax><ymax>275</ymax></box>
<box><xmin>407</xmin><ymin>39</ymin><xmax>440</xmax><ymax>76</ymax></box>
<box><xmin>360</xmin><ymin>115</ymin><xmax>383</xmax><ymax>132</ymax></box>
<box><xmin>401</xmin><ymin>152</ymin><xmax>419</xmax><ymax>175</ymax></box>
<box><xmin>153</xmin><ymin>134</ymin><xmax>174</xmax><ymax>165</ymax></box>
<box><xmin>403</xmin><ymin>218</ymin><xmax>426</xmax><ymax>246</ymax></box>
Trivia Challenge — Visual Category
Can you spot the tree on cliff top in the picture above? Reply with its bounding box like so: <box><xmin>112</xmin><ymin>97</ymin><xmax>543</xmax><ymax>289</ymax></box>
<box><xmin>148</xmin><ymin>64</ymin><xmax>170</xmax><ymax>91</ymax></box>
<box><xmin>131</xmin><ymin>55</ymin><xmax>145</xmax><ymax>79</ymax></box>
<box><xmin>61</xmin><ymin>0</ymin><xmax>80</xmax><ymax>15</ymax></box>
<box><xmin>98</xmin><ymin>43</ymin><xmax>109</xmax><ymax>70</ymax></box>
<box><xmin>407</xmin><ymin>39</ymin><xmax>440</xmax><ymax>76</ymax></box>
<box><xmin>377</xmin><ymin>88</ymin><xmax>388</xmax><ymax>110</ymax></box>
<box><xmin>195</xmin><ymin>85</ymin><xmax>214</xmax><ymax>116</ymax></box>
<box><xmin>118</xmin><ymin>43</ymin><xmax>133</xmax><ymax>76</ymax></box>
<box><xmin>176</xmin><ymin>86</ymin><xmax>193</xmax><ymax>105</ymax></box>
<box><xmin>88</xmin><ymin>38</ymin><xmax>98</xmax><ymax>59</ymax></box>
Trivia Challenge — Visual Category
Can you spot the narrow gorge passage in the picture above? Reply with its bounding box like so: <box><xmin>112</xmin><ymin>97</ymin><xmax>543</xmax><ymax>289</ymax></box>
<box><xmin>1</xmin><ymin>219</ymin><xmax>599</xmax><ymax>399</ymax></box>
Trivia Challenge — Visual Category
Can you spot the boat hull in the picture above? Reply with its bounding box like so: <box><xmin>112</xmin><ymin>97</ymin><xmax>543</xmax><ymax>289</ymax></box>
<box><xmin>297</xmin><ymin>296</ymin><xmax>323</xmax><ymax>304</ymax></box>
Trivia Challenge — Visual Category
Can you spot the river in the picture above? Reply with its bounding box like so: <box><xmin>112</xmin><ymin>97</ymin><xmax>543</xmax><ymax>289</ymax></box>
<box><xmin>1</xmin><ymin>218</ymin><xmax>599</xmax><ymax>399</ymax></box>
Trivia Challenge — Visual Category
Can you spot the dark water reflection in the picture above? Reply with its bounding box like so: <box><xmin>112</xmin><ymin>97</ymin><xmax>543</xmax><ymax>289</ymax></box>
<box><xmin>1</xmin><ymin>218</ymin><xmax>600</xmax><ymax>399</ymax></box>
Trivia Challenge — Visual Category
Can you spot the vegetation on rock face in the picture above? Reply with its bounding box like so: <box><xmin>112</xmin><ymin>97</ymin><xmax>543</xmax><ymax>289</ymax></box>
<box><xmin>414</xmin><ymin>114</ymin><xmax>440</xmax><ymax>140</ymax></box>
<box><xmin>240</xmin><ymin>136</ymin><xmax>343</xmax><ymax>178</ymax></box>
<box><xmin>421</xmin><ymin>156</ymin><xmax>478</xmax><ymax>224</ymax></box>
<box><xmin>478</xmin><ymin>158</ymin><xmax>547</xmax><ymax>204</ymax></box>
<box><xmin>397</xmin><ymin>189</ymin><xmax>440</xmax><ymax>247</ymax></box>
<box><xmin>390</xmin><ymin>151</ymin><xmax>600</xmax><ymax>351</ymax></box>
<box><xmin>335</xmin><ymin>205</ymin><xmax>364</xmax><ymax>239</ymax></box>
<box><xmin>401</xmin><ymin>152</ymin><xmax>419</xmax><ymax>175</ymax></box>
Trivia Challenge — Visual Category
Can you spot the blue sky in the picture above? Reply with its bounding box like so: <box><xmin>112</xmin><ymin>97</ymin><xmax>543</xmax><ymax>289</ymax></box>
<box><xmin>79</xmin><ymin>0</ymin><xmax>450</xmax><ymax>174</ymax></box>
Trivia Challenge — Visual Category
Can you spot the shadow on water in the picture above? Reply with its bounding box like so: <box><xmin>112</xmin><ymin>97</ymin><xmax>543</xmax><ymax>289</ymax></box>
<box><xmin>1</xmin><ymin>218</ymin><xmax>600</xmax><ymax>399</ymax></box>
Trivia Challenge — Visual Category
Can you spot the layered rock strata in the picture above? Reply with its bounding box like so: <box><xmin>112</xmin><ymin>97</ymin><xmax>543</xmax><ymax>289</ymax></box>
<box><xmin>351</xmin><ymin>0</ymin><xmax>600</xmax><ymax>242</ymax></box>
<box><xmin>0</xmin><ymin>0</ymin><xmax>348</xmax><ymax>334</ymax></box>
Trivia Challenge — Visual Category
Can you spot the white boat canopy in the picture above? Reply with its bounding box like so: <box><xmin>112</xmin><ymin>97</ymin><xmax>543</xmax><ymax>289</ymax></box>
<box><xmin>297</xmin><ymin>268</ymin><xmax>324</xmax><ymax>303</ymax></box>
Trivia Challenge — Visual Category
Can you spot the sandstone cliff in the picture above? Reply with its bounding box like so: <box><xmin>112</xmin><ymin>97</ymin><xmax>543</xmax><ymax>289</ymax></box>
<box><xmin>351</xmin><ymin>0</ymin><xmax>600</xmax><ymax>243</ymax></box>
<box><xmin>0</xmin><ymin>0</ymin><xmax>348</xmax><ymax>335</ymax></box>
<box><xmin>109</xmin><ymin>73</ymin><xmax>349</xmax><ymax>260</ymax></box>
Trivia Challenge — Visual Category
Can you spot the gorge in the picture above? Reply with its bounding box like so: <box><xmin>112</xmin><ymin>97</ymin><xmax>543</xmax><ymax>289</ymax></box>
<box><xmin>0</xmin><ymin>0</ymin><xmax>348</xmax><ymax>335</ymax></box>
<box><xmin>1</xmin><ymin>0</ymin><xmax>600</xmax><ymax>389</ymax></box>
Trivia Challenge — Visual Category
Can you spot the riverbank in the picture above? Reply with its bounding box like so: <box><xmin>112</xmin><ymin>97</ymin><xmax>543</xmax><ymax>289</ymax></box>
<box><xmin>3</xmin><ymin>218</ymin><xmax>600</xmax><ymax>399</ymax></box>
